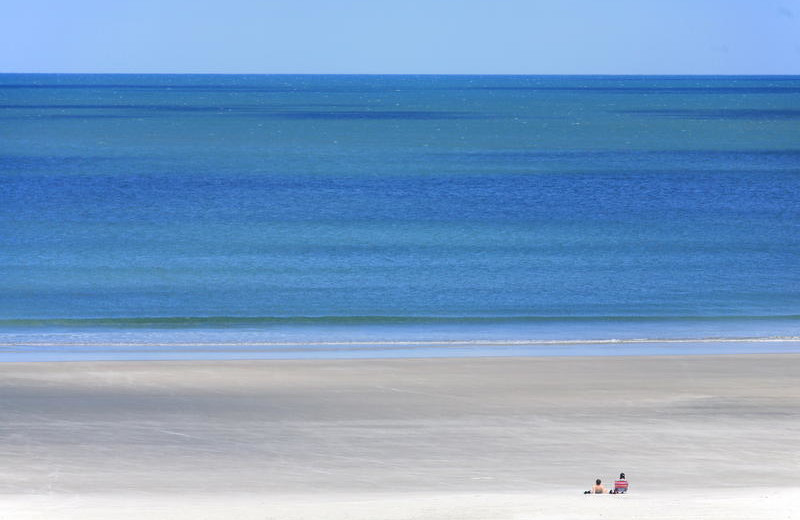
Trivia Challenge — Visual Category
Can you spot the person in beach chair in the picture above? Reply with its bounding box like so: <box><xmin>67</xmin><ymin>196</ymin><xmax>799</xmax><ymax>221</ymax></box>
<box><xmin>612</xmin><ymin>473</ymin><xmax>628</xmax><ymax>493</ymax></box>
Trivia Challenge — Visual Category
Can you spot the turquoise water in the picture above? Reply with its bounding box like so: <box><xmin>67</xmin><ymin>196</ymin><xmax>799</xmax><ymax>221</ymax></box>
<box><xmin>2</xmin><ymin>74</ymin><xmax>799</xmax><ymax>360</ymax></box>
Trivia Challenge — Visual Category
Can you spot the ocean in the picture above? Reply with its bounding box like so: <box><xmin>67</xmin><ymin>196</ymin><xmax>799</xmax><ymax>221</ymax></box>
<box><xmin>1</xmin><ymin>74</ymin><xmax>799</xmax><ymax>360</ymax></box>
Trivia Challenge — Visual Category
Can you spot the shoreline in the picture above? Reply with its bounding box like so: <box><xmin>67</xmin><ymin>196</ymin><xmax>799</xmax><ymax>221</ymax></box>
<box><xmin>4</xmin><ymin>314</ymin><xmax>800</xmax><ymax>363</ymax></box>
<box><xmin>6</xmin><ymin>335</ymin><xmax>800</xmax><ymax>346</ymax></box>
<box><xmin>3</xmin><ymin>336</ymin><xmax>800</xmax><ymax>363</ymax></box>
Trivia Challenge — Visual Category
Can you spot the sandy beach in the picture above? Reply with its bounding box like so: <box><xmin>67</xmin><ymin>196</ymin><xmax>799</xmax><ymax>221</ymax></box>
<box><xmin>1</xmin><ymin>354</ymin><xmax>798</xmax><ymax>518</ymax></box>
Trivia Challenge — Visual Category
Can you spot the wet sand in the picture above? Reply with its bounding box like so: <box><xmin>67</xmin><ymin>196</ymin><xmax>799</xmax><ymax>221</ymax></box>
<box><xmin>0</xmin><ymin>354</ymin><xmax>798</xmax><ymax>518</ymax></box>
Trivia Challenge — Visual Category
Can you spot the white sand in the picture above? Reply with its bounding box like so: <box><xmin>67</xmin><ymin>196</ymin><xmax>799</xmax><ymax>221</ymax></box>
<box><xmin>0</xmin><ymin>355</ymin><xmax>798</xmax><ymax>518</ymax></box>
<box><xmin>2</xmin><ymin>489</ymin><xmax>798</xmax><ymax>520</ymax></box>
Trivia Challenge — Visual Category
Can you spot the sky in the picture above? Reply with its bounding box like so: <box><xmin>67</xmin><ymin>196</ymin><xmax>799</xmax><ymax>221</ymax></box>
<box><xmin>2</xmin><ymin>0</ymin><xmax>799</xmax><ymax>74</ymax></box>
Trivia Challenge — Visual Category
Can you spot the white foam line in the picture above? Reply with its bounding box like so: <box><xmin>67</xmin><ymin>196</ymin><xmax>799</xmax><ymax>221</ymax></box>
<box><xmin>2</xmin><ymin>336</ymin><xmax>800</xmax><ymax>348</ymax></box>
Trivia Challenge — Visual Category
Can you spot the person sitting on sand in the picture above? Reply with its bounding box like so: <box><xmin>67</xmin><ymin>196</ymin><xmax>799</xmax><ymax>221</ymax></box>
<box><xmin>613</xmin><ymin>473</ymin><xmax>628</xmax><ymax>494</ymax></box>
<box><xmin>592</xmin><ymin>479</ymin><xmax>605</xmax><ymax>494</ymax></box>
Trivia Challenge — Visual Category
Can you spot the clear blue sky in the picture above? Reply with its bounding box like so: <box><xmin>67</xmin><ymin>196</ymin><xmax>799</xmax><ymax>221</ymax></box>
<box><xmin>3</xmin><ymin>0</ymin><xmax>799</xmax><ymax>74</ymax></box>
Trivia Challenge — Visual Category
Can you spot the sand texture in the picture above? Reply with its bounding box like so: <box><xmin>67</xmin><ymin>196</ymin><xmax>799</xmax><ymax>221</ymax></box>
<box><xmin>0</xmin><ymin>354</ymin><xmax>798</xmax><ymax>518</ymax></box>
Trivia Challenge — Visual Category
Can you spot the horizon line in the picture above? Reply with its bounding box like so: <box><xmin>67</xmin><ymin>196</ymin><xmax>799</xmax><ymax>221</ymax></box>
<box><xmin>2</xmin><ymin>72</ymin><xmax>800</xmax><ymax>77</ymax></box>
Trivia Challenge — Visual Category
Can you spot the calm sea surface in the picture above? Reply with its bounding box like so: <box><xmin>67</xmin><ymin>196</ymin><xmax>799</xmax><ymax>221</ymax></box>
<box><xmin>2</xmin><ymin>74</ymin><xmax>799</xmax><ymax>360</ymax></box>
